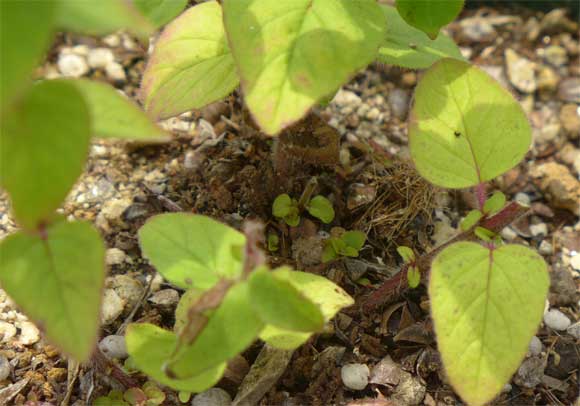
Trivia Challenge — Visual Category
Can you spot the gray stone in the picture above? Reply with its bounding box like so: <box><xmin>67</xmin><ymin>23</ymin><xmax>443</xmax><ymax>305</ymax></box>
<box><xmin>393</xmin><ymin>370</ymin><xmax>426</xmax><ymax>406</ymax></box>
<box><xmin>0</xmin><ymin>354</ymin><xmax>10</xmax><ymax>381</ymax></box>
<box><xmin>388</xmin><ymin>88</ymin><xmax>410</xmax><ymax>120</ymax></box>
<box><xmin>149</xmin><ymin>289</ymin><xmax>180</xmax><ymax>307</ymax></box>
<box><xmin>515</xmin><ymin>356</ymin><xmax>545</xmax><ymax>388</ymax></box>
<box><xmin>528</xmin><ymin>336</ymin><xmax>542</xmax><ymax>356</ymax></box>
<box><xmin>18</xmin><ymin>321</ymin><xmax>40</xmax><ymax>345</ymax></box>
<box><xmin>543</xmin><ymin>45</ymin><xmax>568</xmax><ymax>67</ymax></box>
<box><xmin>544</xmin><ymin>309</ymin><xmax>571</xmax><ymax>331</ymax></box>
<box><xmin>566</xmin><ymin>321</ymin><xmax>580</xmax><ymax>339</ymax></box>
<box><xmin>110</xmin><ymin>275</ymin><xmax>144</xmax><ymax>311</ymax></box>
<box><xmin>105</xmin><ymin>248</ymin><xmax>126</xmax><ymax>266</ymax></box>
<box><xmin>505</xmin><ymin>49</ymin><xmax>536</xmax><ymax>93</ymax></box>
<box><xmin>341</xmin><ymin>363</ymin><xmax>370</xmax><ymax>390</ymax></box>
<box><xmin>192</xmin><ymin>388</ymin><xmax>232</xmax><ymax>406</ymax></box>
<box><xmin>101</xmin><ymin>289</ymin><xmax>125</xmax><ymax>325</ymax></box>
<box><xmin>98</xmin><ymin>335</ymin><xmax>128</xmax><ymax>359</ymax></box>
<box><xmin>530</xmin><ymin>223</ymin><xmax>548</xmax><ymax>237</ymax></box>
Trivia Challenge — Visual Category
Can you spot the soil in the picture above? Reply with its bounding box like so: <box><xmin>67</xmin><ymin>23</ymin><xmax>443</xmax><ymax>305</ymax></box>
<box><xmin>1</xmin><ymin>3</ymin><xmax>579</xmax><ymax>406</ymax></box>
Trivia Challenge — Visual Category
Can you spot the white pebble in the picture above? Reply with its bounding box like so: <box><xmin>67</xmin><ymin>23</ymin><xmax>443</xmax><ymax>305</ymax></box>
<box><xmin>87</xmin><ymin>48</ymin><xmax>115</xmax><ymax>69</ymax></box>
<box><xmin>341</xmin><ymin>363</ymin><xmax>370</xmax><ymax>390</ymax></box>
<box><xmin>566</xmin><ymin>321</ymin><xmax>580</xmax><ymax>339</ymax></box>
<box><xmin>101</xmin><ymin>289</ymin><xmax>125</xmax><ymax>325</ymax></box>
<box><xmin>0</xmin><ymin>354</ymin><xmax>10</xmax><ymax>381</ymax></box>
<box><xmin>192</xmin><ymin>388</ymin><xmax>232</xmax><ymax>406</ymax></box>
<box><xmin>105</xmin><ymin>62</ymin><xmax>126</xmax><ymax>82</ymax></box>
<box><xmin>57</xmin><ymin>53</ymin><xmax>89</xmax><ymax>77</ymax></box>
<box><xmin>570</xmin><ymin>254</ymin><xmax>580</xmax><ymax>271</ymax></box>
<box><xmin>105</xmin><ymin>248</ymin><xmax>126</xmax><ymax>266</ymax></box>
<box><xmin>18</xmin><ymin>321</ymin><xmax>40</xmax><ymax>345</ymax></box>
<box><xmin>544</xmin><ymin>309</ymin><xmax>571</xmax><ymax>331</ymax></box>
<box><xmin>0</xmin><ymin>321</ymin><xmax>17</xmax><ymax>343</ymax></box>
<box><xmin>500</xmin><ymin>227</ymin><xmax>518</xmax><ymax>241</ymax></box>
<box><xmin>98</xmin><ymin>335</ymin><xmax>128</xmax><ymax>359</ymax></box>
<box><xmin>514</xmin><ymin>192</ymin><xmax>531</xmax><ymax>206</ymax></box>
<box><xmin>538</xmin><ymin>240</ymin><xmax>553</xmax><ymax>255</ymax></box>
<box><xmin>530</xmin><ymin>223</ymin><xmax>548</xmax><ymax>237</ymax></box>
<box><xmin>528</xmin><ymin>336</ymin><xmax>542</xmax><ymax>356</ymax></box>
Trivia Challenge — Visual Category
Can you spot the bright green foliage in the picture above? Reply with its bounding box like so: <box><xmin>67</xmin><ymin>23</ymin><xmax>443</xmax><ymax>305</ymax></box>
<box><xmin>165</xmin><ymin>282</ymin><xmax>263</xmax><ymax>379</ymax></box>
<box><xmin>55</xmin><ymin>0</ymin><xmax>154</xmax><ymax>39</ymax></box>
<box><xmin>0</xmin><ymin>220</ymin><xmax>104</xmax><ymax>361</ymax></box>
<box><xmin>306</xmin><ymin>195</ymin><xmax>335</xmax><ymax>224</ymax></box>
<box><xmin>0</xmin><ymin>80</ymin><xmax>90</xmax><ymax>230</ymax></box>
<box><xmin>395</xmin><ymin>0</ymin><xmax>464</xmax><ymax>40</ymax></box>
<box><xmin>178</xmin><ymin>392</ymin><xmax>192</xmax><ymax>403</ymax></box>
<box><xmin>223</xmin><ymin>0</ymin><xmax>386</xmax><ymax>135</ymax></box>
<box><xmin>173</xmin><ymin>289</ymin><xmax>202</xmax><ymax>334</ymax></box>
<box><xmin>473</xmin><ymin>226</ymin><xmax>500</xmax><ymax>244</ymax></box>
<box><xmin>460</xmin><ymin>209</ymin><xmax>483</xmax><ymax>231</ymax></box>
<box><xmin>69</xmin><ymin>79</ymin><xmax>169</xmax><ymax>142</ymax></box>
<box><xmin>267</xmin><ymin>232</ymin><xmax>280</xmax><ymax>252</ymax></box>
<box><xmin>249</xmin><ymin>268</ymin><xmax>324</xmax><ymax>333</ymax></box>
<box><xmin>141</xmin><ymin>1</ymin><xmax>238</xmax><ymax>119</ymax></box>
<box><xmin>260</xmin><ymin>268</ymin><xmax>354</xmax><ymax>349</ymax></box>
<box><xmin>94</xmin><ymin>390</ymin><xmax>130</xmax><ymax>406</ymax></box>
<box><xmin>377</xmin><ymin>5</ymin><xmax>463</xmax><ymax>69</ymax></box>
<box><xmin>409</xmin><ymin>59</ymin><xmax>531</xmax><ymax>189</ymax></box>
<box><xmin>322</xmin><ymin>230</ymin><xmax>366</xmax><ymax>262</ymax></box>
<box><xmin>272</xmin><ymin>194</ymin><xmax>300</xmax><ymax>226</ymax></box>
<box><xmin>430</xmin><ymin>242</ymin><xmax>548</xmax><ymax>406</ymax></box>
<box><xmin>138</xmin><ymin>213</ymin><xmax>246</xmax><ymax>289</ymax></box>
<box><xmin>397</xmin><ymin>246</ymin><xmax>415</xmax><ymax>263</ymax></box>
<box><xmin>407</xmin><ymin>266</ymin><xmax>420</xmax><ymax>289</ymax></box>
<box><xmin>126</xmin><ymin>323</ymin><xmax>226</xmax><ymax>392</ymax></box>
<box><xmin>483</xmin><ymin>191</ymin><xmax>506</xmax><ymax>215</ymax></box>
<box><xmin>134</xmin><ymin>0</ymin><xmax>188</xmax><ymax>27</ymax></box>
<box><xmin>0</xmin><ymin>1</ymin><xmax>55</xmax><ymax>110</ymax></box>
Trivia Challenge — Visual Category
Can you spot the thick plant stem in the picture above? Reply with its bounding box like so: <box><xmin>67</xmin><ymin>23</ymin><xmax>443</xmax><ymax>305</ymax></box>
<box><xmin>363</xmin><ymin>201</ymin><xmax>529</xmax><ymax>310</ymax></box>
<box><xmin>92</xmin><ymin>347</ymin><xmax>138</xmax><ymax>388</ymax></box>
<box><xmin>476</xmin><ymin>183</ymin><xmax>486</xmax><ymax>209</ymax></box>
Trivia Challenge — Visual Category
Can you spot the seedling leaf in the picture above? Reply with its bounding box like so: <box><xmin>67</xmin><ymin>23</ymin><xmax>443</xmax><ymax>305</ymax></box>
<box><xmin>397</xmin><ymin>246</ymin><xmax>415</xmax><ymax>263</ymax></box>
<box><xmin>272</xmin><ymin>194</ymin><xmax>294</xmax><ymax>218</ymax></box>
<box><xmin>126</xmin><ymin>323</ymin><xmax>226</xmax><ymax>392</ymax></box>
<box><xmin>407</xmin><ymin>266</ymin><xmax>420</xmax><ymax>288</ymax></box>
<box><xmin>223</xmin><ymin>0</ymin><xmax>386</xmax><ymax>135</ymax></box>
<box><xmin>483</xmin><ymin>191</ymin><xmax>506</xmax><ymax>215</ymax></box>
<box><xmin>409</xmin><ymin>59</ymin><xmax>531</xmax><ymax>188</ymax></box>
<box><xmin>0</xmin><ymin>80</ymin><xmax>90</xmax><ymax>229</ymax></box>
<box><xmin>395</xmin><ymin>0</ymin><xmax>464</xmax><ymax>40</ymax></box>
<box><xmin>249</xmin><ymin>268</ymin><xmax>324</xmax><ymax>333</ymax></box>
<box><xmin>0</xmin><ymin>0</ymin><xmax>55</xmax><ymax>109</ymax></box>
<box><xmin>141</xmin><ymin>1</ymin><xmax>238</xmax><ymax>119</ymax></box>
<box><xmin>0</xmin><ymin>220</ymin><xmax>104</xmax><ymax>361</ymax></box>
<box><xmin>307</xmin><ymin>195</ymin><xmax>335</xmax><ymax>224</ymax></box>
<box><xmin>260</xmin><ymin>268</ymin><xmax>354</xmax><ymax>349</ymax></box>
<box><xmin>430</xmin><ymin>242</ymin><xmax>548</xmax><ymax>406</ymax></box>
<box><xmin>474</xmin><ymin>226</ymin><xmax>495</xmax><ymax>242</ymax></box>
<box><xmin>166</xmin><ymin>282</ymin><xmax>263</xmax><ymax>379</ymax></box>
<box><xmin>460</xmin><ymin>210</ymin><xmax>483</xmax><ymax>231</ymax></box>
<box><xmin>134</xmin><ymin>0</ymin><xmax>188</xmax><ymax>28</ymax></box>
<box><xmin>174</xmin><ymin>289</ymin><xmax>202</xmax><ymax>334</ymax></box>
<box><xmin>138</xmin><ymin>214</ymin><xmax>246</xmax><ymax>290</ymax></box>
<box><xmin>70</xmin><ymin>79</ymin><xmax>170</xmax><ymax>142</ymax></box>
<box><xmin>342</xmin><ymin>231</ymin><xmax>366</xmax><ymax>252</ymax></box>
<box><xmin>377</xmin><ymin>5</ymin><xmax>463</xmax><ymax>69</ymax></box>
<box><xmin>322</xmin><ymin>243</ymin><xmax>338</xmax><ymax>263</ymax></box>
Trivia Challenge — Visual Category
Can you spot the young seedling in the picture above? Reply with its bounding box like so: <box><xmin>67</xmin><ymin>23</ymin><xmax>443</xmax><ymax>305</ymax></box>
<box><xmin>272</xmin><ymin>179</ymin><xmax>335</xmax><ymax>226</ymax></box>
<box><xmin>322</xmin><ymin>229</ymin><xmax>366</xmax><ymax>263</ymax></box>
<box><xmin>397</xmin><ymin>246</ymin><xmax>420</xmax><ymax>288</ymax></box>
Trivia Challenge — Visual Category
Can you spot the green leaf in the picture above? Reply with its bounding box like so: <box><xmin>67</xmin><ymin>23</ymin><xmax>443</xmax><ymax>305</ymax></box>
<box><xmin>483</xmin><ymin>191</ymin><xmax>506</xmax><ymax>215</ymax></box>
<box><xmin>124</xmin><ymin>388</ymin><xmax>147</xmax><ymax>406</ymax></box>
<box><xmin>142</xmin><ymin>381</ymin><xmax>165</xmax><ymax>405</ymax></box>
<box><xmin>0</xmin><ymin>1</ymin><xmax>55</xmax><ymax>110</ymax></box>
<box><xmin>249</xmin><ymin>268</ymin><xmax>324</xmax><ymax>333</ymax></box>
<box><xmin>321</xmin><ymin>242</ymin><xmax>338</xmax><ymax>263</ymax></box>
<box><xmin>260</xmin><ymin>268</ymin><xmax>354</xmax><ymax>349</ymax></box>
<box><xmin>69</xmin><ymin>79</ymin><xmax>170</xmax><ymax>142</ymax></box>
<box><xmin>0</xmin><ymin>220</ymin><xmax>105</xmax><ymax>361</ymax></box>
<box><xmin>138</xmin><ymin>213</ymin><xmax>246</xmax><ymax>290</ymax></box>
<box><xmin>166</xmin><ymin>282</ymin><xmax>263</xmax><ymax>379</ymax></box>
<box><xmin>430</xmin><ymin>242</ymin><xmax>548</xmax><ymax>406</ymax></box>
<box><xmin>474</xmin><ymin>226</ymin><xmax>495</xmax><ymax>242</ymax></box>
<box><xmin>141</xmin><ymin>1</ymin><xmax>238</xmax><ymax>120</ymax></box>
<box><xmin>0</xmin><ymin>80</ymin><xmax>90</xmax><ymax>230</ymax></box>
<box><xmin>285</xmin><ymin>209</ymin><xmax>301</xmax><ymax>227</ymax></box>
<box><xmin>174</xmin><ymin>289</ymin><xmax>202</xmax><ymax>334</ymax></box>
<box><xmin>409</xmin><ymin>59</ymin><xmax>531</xmax><ymax>189</ymax></box>
<box><xmin>342</xmin><ymin>231</ymin><xmax>366</xmax><ymax>251</ymax></box>
<box><xmin>306</xmin><ymin>195</ymin><xmax>335</xmax><ymax>224</ymax></box>
<box><xmin>272</xmin><ymin>194</ymin><xmax>294</xmax><ymax>218</ymax></box>
<box><xmin>395</xmin><ymin>0</ymin><xmax>464</xmax><ymax>40</ymax></box>
<box><xmin>55</xmin><ymin>0</ymin><xmax>154</xmax><ymax>39</ymax></box>
<box><xmin>397</xmin><ymin>246</ymin><xmax>415</xmax><ymax>263</ymax></box>
<box><xmin>407</xmin><ymin>266</ymin><xmax>420</xmax><ymax>289</ymax></box>
<box><xmin>460</xmin><ymin>209</ymin><xmax>483</xmax><ymax>231</ymax></box>
<box><xmin>223</xmin><ymin>0</ymin><xmax>386</xmax><ymax>135</ymax></box>
<box><xmin>377</xmin><ymin>5</ymin><xmax>463</xmax><ymax>69</ymax></box>
<box><xmin>126</xmin><ymin>323</ymin><xmax>226</xmax><ymax>392</ymax></box>
<box><xmin>178</xmin><ymin>392</ymin><xmax>191</xmax><ymax>403</ymax></box>
<box><xmin>134</xmin><ymin>0</ymin><xmax>188</xmax><ymax>28</ymax></box>
<box><xmin>267</xmin><ymin>233</ymin><xmax>280</xmax><ymax>252</ymax></box>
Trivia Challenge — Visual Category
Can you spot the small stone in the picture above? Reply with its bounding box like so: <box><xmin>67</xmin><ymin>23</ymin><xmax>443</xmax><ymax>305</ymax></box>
<box><xmin>558</xmin><ymin>77</ymin><xmax>580</xmax><ymax>103</ymax></box>
<box><xmin>531</xmin><ymin>162</ymin><xmax>580</xmax><ymax>216</ymax></box>
<box><xmin>549</xmin><ymin>266</ymin><xmax>576</xmax><ymax>306</ymax></box>
<box><xmin>149</xmin><ymin>289</ymin><xmax>179</xmax><ymax>307</ymax></box>
<box><xmin>105</xmin><ymin>62</ymin><xmax>126</xmax><ymax>82</ymax></box>
<box><xmin>103</xmin><ymin>34</ymin><xmax>121</xmax><ymax>47</ymax></box>
<box><xmin>538</xmin><ymin>240</ymin><xmax>553</xmax><ymax>255</ymax></box>
<box><xmin>502</xmin><ymin>383</ymin><xmax>512</xmax><ymax>393</ymax></box>
<box><xmin>537</xmin><ymin>66</ymin><xmax>559</xmax><ymax>93</ymax></box>
<box><xmin>543</xmin><ymin>45</ymin><xmax>568</xmax><ymax>67</ymax></box>
<box><xmin>566</xmin><ymin>321</ymin><xmax>580</xmax><ymax>339</ymax></box>
<box><xmin>292</xmin><ymin>236</ymin><xmax>324</xmax><ymax>268</ymax></box>
<box><xmin>505</xmin><ymin>49</ymin><xmax>536</xmax><ymax>93</ymax></box>
<box><xmin>530</xmin><ymin>223</ymin><xmax>548</xmax><ymax>237</ymax></box>
<box><xmin>370</xmin><ymin>356</ymin><xmax>401</xmax><ymax>386</ymax></box>
<box><xmin>98</xmin><ymin>335</ymin><xmax>128</xmax><ymax>359</ymax></box>
<box><xmin>393</xmin><ymin>371</ymin><xmax>426</xmax><ymax>406</ymax></box>
<box><xmin>101</xmin><ymin>289</ymin><xmax>125</xmax><ymax>325</ymax></box>
<box><xmin>333</xmin><ymin>90</ymin><xmax>361</xmax><ymax>107</ymax></box>
<box><xmin>57</xmin><ymin>54</ymin><xmax>89</xmax><ymax>78</ymax></box>
<box><xmin>110</xmin><ymin>275</ymin><xmax>144</xmax><ymax>311</ymax></box>
<box><xmin>459</xmin><ymin>17</ymin><xmax>497</xmax><ymax>43</ymax></box>
<box><xmin>571</xmin><ymin>255</ymin><xmax>580</xmax><ymax>271</ymax></box>
<box><xmin>544</xmin><ymin>309</ymin><xmax>571</xmax><ymax>331</ymax></box>
<box><xmin>0</xmin><ymin>354</ymin><xmax>11</xmax><ymax>381</ymax></box>
<box><xmin>560</xmin><ymin>104</ymin><xmax>580</xmax><ymax>140</ymax></box>
<box><xmin>528</xmin><ymin>336</ymin><xmax>542</xmax><ymax>356</ymax></box>
<box><xmin>500</xmin><ymin>227</ymin><xmax>518</xmax><ymax>241</ymax></box>
<box><xmin>341</xmin><ymin>363</ymin><xmax>369</xmax><ymax>390</ymax></box>
<box><xmin>192</xmin><ymin>388</ymin><xmax>232</xmax><ymax>406</ymax></box>
<box><xmin>0</xmin><ymin>321</ymin><xmax>17</xmax><ymax>343</ymax></box>
<box><xmin>87</xmin><ymin>48</ymin><xmax>115</xmax><ymax>69</ymax></box>
<box><xmin>366</xmin><ymin>107</ymin><xmax>381</xmax><ymax>121</ymax></box>
<box><xmin>105</xmin><ymin>248</ymin><xmax>126</xmax><ymax>266</ymax></box>
<box><xmin>515</xmin><ymin>356</ymin><xmax>545</xmax><ymax>388</ymax></box>
<box><xmin>388</xmin><ymin>88</ymin><xmax>410</xmax><ymax>120</ymax></box>
<box><xmin>18</xmin><ymin>321</ymin><xmax>40</xmax><ymax>345</ymax></box>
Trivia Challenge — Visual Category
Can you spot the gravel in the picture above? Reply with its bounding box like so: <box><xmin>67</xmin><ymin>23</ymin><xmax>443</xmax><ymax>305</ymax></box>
<box><xmin>543</xmin><ymin>309</ymin><xmax>571</xmax><ymax>331</ymax></box>
<box><xmin>341</xmin><ymin>363</ymin><xmax>370</xmax><ymax>390</ymax></box>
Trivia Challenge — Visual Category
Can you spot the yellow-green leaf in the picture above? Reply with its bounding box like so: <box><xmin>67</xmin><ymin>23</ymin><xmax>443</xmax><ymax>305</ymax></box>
<box><xmin>223</xmin><ymin>0</ymin><xmax>386</xmax><ymax>135</ymax></box>
<box><xmin>395</xmin><ymin>0</ymin><xmax>464</xmax><ymax>40</ymax></box>
<box><xmin>134</xmin><ymin>0</ymin><xmax>188</xmax><ymax>28</ymax></box>
<box><xmin>430</xmin><ymin>242</ymin><xmax>549</xmax><ymax>406</ymax></box>
<box><xmin>409</xmin><ymin>59</ymin><xmax>531</xmax><ymax>189</ymax></box>
<box><xmin>0</xmin><ymin>220</ymin><xmax>105</xmax><ymax>361</ymax></box>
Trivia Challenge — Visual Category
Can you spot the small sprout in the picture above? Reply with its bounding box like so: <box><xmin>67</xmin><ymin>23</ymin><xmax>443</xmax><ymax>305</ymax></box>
<box><xmin>474</xmin><ymin>226</ymin><xmax>496</xmax><ymax>242</ymax></box>
<box><xmin>397</xmin><ymin>246</ymin><xmax>415</xmax><ymax>263</ymax></box>
<box><xmin>272</xmin><ymin>194</ymin><xmax>301</xmax><ymax>226</ymax></box>
<box><xmin>483</xmin><ymin>191</ymin><xmax>506</xmax><ymax>215</ymax></box>
<box><xmin>123</xmin><ymin>387</ymin><xmax>147</xmax><ymax>405</ymax></box>
<box><xmin>460</xmin><ymin>209</ymin><xmax>483</xmax><ymax>231</ymax></box>
<box><xmin>306</xmin><ymin>195</ymin><xmax>335</xmax><ymax>224</ymax></box>
<box><xmin>267</xmin><ymin>232</ymin><xmax>279</xmax><ymax>252</ymax></box>
<box><xmin>178</xmin><ymin>391</ymin><xmax>191</xmax><ymax>403</ymax></box>
<box><xmin>322</xmin><ymin>230</ymin><xmax>366</xmax><ymax>262</ymax></box>
<box><xmin>407</xmin><ymin>266</ymin><xmax>421</xmax><ymax>289</ymax></box>
<box><xmin>142</xmin><ymin>381</ymin><xmax>165</xmax><ymax>405</ymax></box>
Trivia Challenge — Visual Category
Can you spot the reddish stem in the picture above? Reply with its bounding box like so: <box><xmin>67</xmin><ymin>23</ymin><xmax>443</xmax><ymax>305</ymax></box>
<box><xmin>476</xmin><ymin>183</ymin><xmax>486</xmax><ymax>210</ymax></box>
